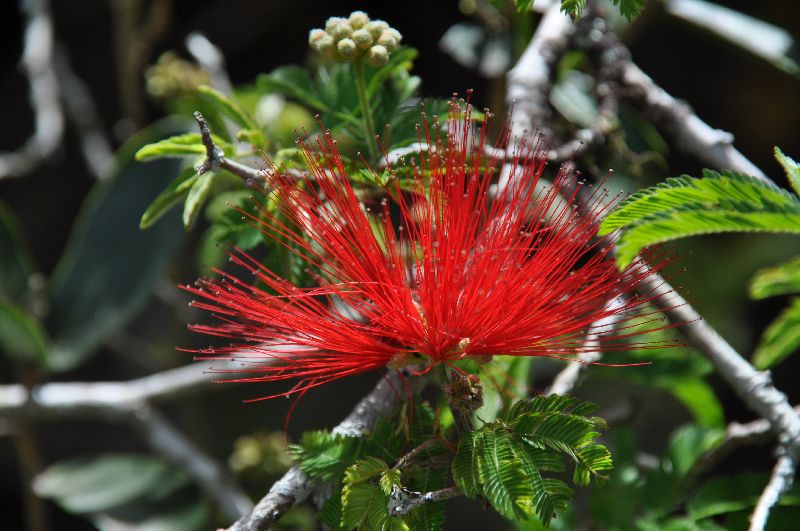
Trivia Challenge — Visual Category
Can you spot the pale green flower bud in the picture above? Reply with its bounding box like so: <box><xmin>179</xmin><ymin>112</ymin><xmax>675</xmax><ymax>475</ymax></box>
<box><xmin>365</xmin><ymin>20</ymin><xmax>389</xmax><ymax>40</ymax></box>
<box><xmin>308</xmin><ymin>28</ymin><xmax>327</xmax><ymax>47</ymax></box>
<box><xmin>316</xmin><ymin>34</ymin><xmax>336</xmax><ymax>57</ymax></box>
<box><xmin>348</xmin><ymin>10</ymin><xmax>370</xmax><ymax>29</ymax></box>
<box><xmin>330</xmin><ymin>20</ymin><xmax>353</xmax><ymax>40</ymax></box>
<box><xmin>325</xmin><ymin>17</ymin><xmax>347</xmax><ymax>33</ymax></box>
<box><xmin>351</xmin><ymin>28</ymin><xmax>373</xmax><ymax>51</ymax></box>
<box><xmin>377</xmin><ymin>29</ymin><xmax>401</xmax><ymax>52</ymax></box>
<box><xmin>337</xmin><ymin>38</ymin><xmax>357</xmax><ymax>58</ymax></box>
<box><xmin>368</xmin><ymin>44</ymin><xmax>389</xmax><ymax>66</ymax></box>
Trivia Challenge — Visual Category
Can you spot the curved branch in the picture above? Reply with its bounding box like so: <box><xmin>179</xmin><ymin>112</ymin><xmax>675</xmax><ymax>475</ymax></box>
<box><xmin>750</xmin><ymin>445</ymin><xmax>798</xmax><ymax>531</ymax></box>
<box><xmin>0</xmin><ymin>0</ymin><xmax>64</xmax><ymax>179</ymax></box>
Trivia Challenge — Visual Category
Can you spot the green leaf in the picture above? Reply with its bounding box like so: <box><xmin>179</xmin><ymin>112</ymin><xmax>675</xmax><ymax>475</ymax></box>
<box><xmin>550</xmin><ymin>71</ymin><xmax>598</xmax><ymax>129</ymax></box>
<box><xmin>345</xmin><ymin>457</ymin><xmax>389</xmax><ymax>484</ymax></box>
<box><xmin>560</xmin><ymin>0</ymin><xmax>588</xmax><ymax>19</ymax></box>
<box><xmin>45</xmin><ymin>124</ymin><xmax>186</xmax><ymax>371</ymax></box>
<box><xmin>688</xmin><ymin>473</ymin><xmax>800</xmax><ymax>520</ymax></box>
<box><xmin>0</xmin><ymin>302</ymin><xmax>49</xmax><ymax>367</ymax></box>
<box><xmin>290</xmin><ymin>430</ymin><xmax>358</xmax><ymax>482</ymax></box>
<box><xmin>198</xmin><ymin>85</ymin><xmax>259</xmax><ymax>131</ymax></box>
<box><xmin>134</xmin><ymin>132</ymin><xmax>234</xmax><ymax>161</ymax></box>
<box><xmin>776</xmin><ymin>147</ymin><xmax>800</xmax><ymax>196</ymax></box>
<box><xmin>33</xmin><ymin>454</ymin><xmax>181</xmax><ymax>514</ymax></box>
<box><xmin>666</xmin><ymin>424</ymin><xmax>724</xmax><ymax>478</ymax></box>
<box><xmin>752</xmin><ymin>297</ymin><xmax>800</xmax><ymax>369</ymax></box>
<box><xmin>367</xmin><ymin>48</ymin><xmax>419</xmax><ymax>98</ymax></box>
<box><xmin>140</xmin><ymin>166</ymin><xmax>199</xmax><ymax>229</ymax></box>
<box><xmin>473</xmin><ymin>427</ymin><xmax>534</xmax><ymax>520</ymax></box>
<box><xmin>258</xmin><ymin>66</ymin><xmax>331</xmax><ymax>112</ymax></box>
<box><xmin>600</xmin><ymin>171</ymin><xmax>800</xmax><ymax>269</ymax></box>
<box><xmin>750</xmin><ymin>256</ymin><xmax>800</xmax><ymax>299</ymax></box>
<box><xmin>92</xmin><ymin>497</ymin><xmax>207</xmax><ymax>531</ymax></box>
<box><xmin>319</xmin><ymin>493</ymin><xmax>345</xmax><ymax>531</ymax></box>
<box><xmin>0</xmin><ymin>200</ymin><xmax>35</xmax><ymax>303</ymax></box>
<box><xmin>452</xmin><ymin>430</ymin><xmax>481</xmax><ymax>498</ymax></box>
<box><xmin>610</xmin><ymin>0</ymin><xmax>647</xmax><ymax>20</ymax></box>
<box><xmin>669</xmin><ymin>378</ymin><xmax>726</xmax><ymax>428</ymax></box>
<box><xmin>182</xmin><ymin>171</ymin><xmax>216</xmax><ymax>229</ymax></box>
<box><xmin>341</xmin><ymin>482</ymin><xmax>407</xmax><ymax>531</ymax></box>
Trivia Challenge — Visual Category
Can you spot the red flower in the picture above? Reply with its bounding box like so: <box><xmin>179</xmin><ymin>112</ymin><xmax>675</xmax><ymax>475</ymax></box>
<box><xmin>184</xmin><ymin>101</ymin><xmax>675</xmax><ymax>399</ymax></box>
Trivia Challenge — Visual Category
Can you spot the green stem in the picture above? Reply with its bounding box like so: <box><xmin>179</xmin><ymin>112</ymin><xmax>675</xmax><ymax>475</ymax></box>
<box><xmin>353</xmin><ymin>58</ymin><xmax>379</xmax><ymax>160</ymax></box>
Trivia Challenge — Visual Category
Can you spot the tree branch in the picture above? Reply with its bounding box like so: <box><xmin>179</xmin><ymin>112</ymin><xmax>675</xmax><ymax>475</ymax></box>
<box><xmin>750</xmin><ymin>444</ymin><xmax>799</xmax><ymax>531</ymax></box>
<box><xmin>388</xmin><ymin>485</ymin><xmax>461</xmax><ymax>518</ymax></box>
<box><xmin>227</xmin><ymin>370</ymin><xmax>426</xmax><ymax>530</ymax></box>
<box><xmin>0</xmin><ymin>0</ymin><xmax>64</xmax><ymax>180</ymax></box>
<box><xmin>506</xmin><ymin>2</ymin><xmax>574</xmax><ymax>140</ymax></box>
<box><xmin>0</xmin><ymin>363</ymin><xmax>252</xmax><ymax>520</ymax></box>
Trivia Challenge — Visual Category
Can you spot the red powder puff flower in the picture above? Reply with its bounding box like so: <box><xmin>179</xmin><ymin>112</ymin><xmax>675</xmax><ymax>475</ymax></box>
<box><xmin>184</xmin><ymin>100</ymin><xmax>676</xmax><ymax>399</ymax></box>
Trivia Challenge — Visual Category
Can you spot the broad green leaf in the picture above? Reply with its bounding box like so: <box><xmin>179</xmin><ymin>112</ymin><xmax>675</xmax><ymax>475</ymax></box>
<box><xmin>688</xmin><ymin>473</ymin><xmax>800</xmax><ymax>520</ymax></box>
<box><xmin>0</xmin><ymin>302</ymin><xmax>49</xmax><ymax>367</ymax></box>
<box><xmin>92</xmin><ymin>497</ymin><xmax>207</xmax><ymax>531</ymax></box>
<box><xmin>140</xmin><ymin>166</ymin><xmax>199</xmax><ymax>229</ymax></box>
<box><xmin>666</xmin><ymin>424</ymin><xmax>724</xmax><ymax>478</ymax></box>
<box><xmin>749</xmin><ymin>256</ymin><xmax>800</xmax><ymax>299</ymax></box>
<box><xmin>668</xmin><ymin>378</ymin><xmax>725</xmax><ymax>428</ymax></box>
<box><xmin>776</xmin><ymin>147</ymin><xmax>800</xmax><ymax>199</ymax></box>
<box><xmin>600</xmin><ymin>171</ymin><xmax>800</xmax><ymax>269</ymax></box>
<box><xmin>550</xmin><ymin>70</ymin><xmax>598</xmax><ymax>129</ymax></box>
<box><xmin>0</xmin><ymin>200</ymin><xmax>35</xmax><ymax>303</ymax></box>
<box><xmin>752</xmin><ymin>297</ymin><xmax>800</xmax><ymax>369</ymax></box>
<box><xmin>134</xmin><ymin>132</ymin><xmax>234</xmax><ymax>161</ymax></box>
<box><xmin>33</xmin><ymin>454</ymin><xmax>181</xmax><ymax>514</ymax></box>
<box><xmin>182</xmin><ymin>171</ymin><xmax>216</xmax><ymax>229</ymax></box>
<box><xmin>45</xmin><ymin>124</ymin><xmax>186</xmax><ymax>371</ymax></box>
<box><xmin>198</xmin><ymin>85</ymin><xmax>260</xmax><ymax>132</ymax></box>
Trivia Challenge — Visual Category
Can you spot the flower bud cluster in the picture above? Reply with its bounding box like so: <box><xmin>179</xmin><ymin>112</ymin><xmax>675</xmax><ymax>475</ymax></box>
<box><xmin>308</xmin><ymin>11</ymin><xmax>403</xmax><ymax>66</ymax></box>
<box><xmin>145</xmin><ymin>52</ymin><xmax>210</xmax><ymax>100</ymax></box>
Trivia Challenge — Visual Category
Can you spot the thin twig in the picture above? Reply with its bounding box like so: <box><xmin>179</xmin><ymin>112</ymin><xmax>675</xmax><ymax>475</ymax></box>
<box><xmin>392</xmin><ymin>439</ymin><xmax>438</xmax><ymax>471</ymax></box>
<box><xmin>227</xmin><ymin>370</ymin><xmax>426</xmax><ymax>530</ymax></box>
<box><xmin>0</xmin><ymin>0</ymin><xmax>64</xmax><ymax>180</ymax></box>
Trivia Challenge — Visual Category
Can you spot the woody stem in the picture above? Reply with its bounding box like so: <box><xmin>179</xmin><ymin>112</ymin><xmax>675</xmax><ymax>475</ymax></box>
<box><xmin>353</xmin><ymin>58</ymin><xmax>379</xmax><ymax>161</ymax></box>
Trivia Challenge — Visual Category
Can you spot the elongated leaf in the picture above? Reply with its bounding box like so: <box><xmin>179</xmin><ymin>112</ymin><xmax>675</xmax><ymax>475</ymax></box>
<box><xmin>752</xmin><ymin>297</ymin><xmax>800</xmax><ymax>369</ymax></box>
<box><xmin>33</xmin><ymin>454</ymin><xmax>180</xmax><ymax>514</ymax></box>
<box><xmin>45</xmin><ymin>124</ymin><xmax>186</xmax><ymax>371</ymax></box>
<box><xmin>611</xmin><ymin>0</ymin><xmax>647</xmax><ymax>20</ymax></box>
<box><xmin>258</xmin><ymin>66</ymin><xmax>330</xmax><ymax>112</ymax></box>
<box><xmin>688</xmin><ymin>473</ymin><xmax>800</xmax><ymax>520</ymax></box>
<box><xmin>0</xmin><ymin>200</ymin><xmax>35</xmax><ymax>304</ymax></box>
<box><xmin>474</xmin><ymin>427</ymin><xmax>534</xmax><ymax>520</ymax></box>
<box><xmin>367</xmin><ymin>48</ymin><xmax>418</xmax><ymax>97</ymax></box>
<box><xmin>0</xmin><ymin>302</ymin><xmax>49</xmax><ymax>367</ymax></box>
<box><xmin>341</xmin><ymin>478</ymin><xmax>407</xmax><ymax>531</ymax></box>
<box><xmin>345</xmin><ymin>457</ymin><xmax>388</xmax><ymax>484</ymax></box>
<box><xmin>452</xmin><ymin>430</ymin><xmax>481</xmax><ymax>498</ymax></box>
<box><xmin>140</xmin><ymin>167</ymin><xmax>199</xmax><ymax>229</ymax></box>
<box><xmin>600</xmin><ymin>171</ymin><xmax>800</xmax><ymax>268</ymax></box>
<box><xmin>135</xmin><ymin>132</ymin><xmax>234</xmax><ymax>161</ymax></box>
<box><xmin>198</xmin><ymin>86</ymin><xmax>259</xmax><ymax>131</ymax></box>
<box><xmin>775</xmin><ymin>147</ymin><xmax>800</xmax><ymax>197</ymax></box>
<box><xmin>750</xmin><ymin>256</ymin><xmax>800</xmax><ymax>299</ymax></box>
<box><xmin>182</xmin><ymin>171</ymin><xmax>215</xmax><ymax>229</ymax></box>
<box><xmin>668</xmin><ymin>378</ymin><xmax>726</xmax><ymax>428</ymax></box>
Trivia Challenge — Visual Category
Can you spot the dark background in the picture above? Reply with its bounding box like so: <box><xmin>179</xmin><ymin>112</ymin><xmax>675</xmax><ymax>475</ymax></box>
<box><xmin>1</xmin><ymin>1</ymin><xmax>799</xmax><ymax>529</ymax></box>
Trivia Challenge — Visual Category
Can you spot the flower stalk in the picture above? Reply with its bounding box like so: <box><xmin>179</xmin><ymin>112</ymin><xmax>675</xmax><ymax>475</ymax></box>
<box><xmin>353</xmin><ymin>57</ymin><xmax>379</xmax><ymax>160</ymax></box>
